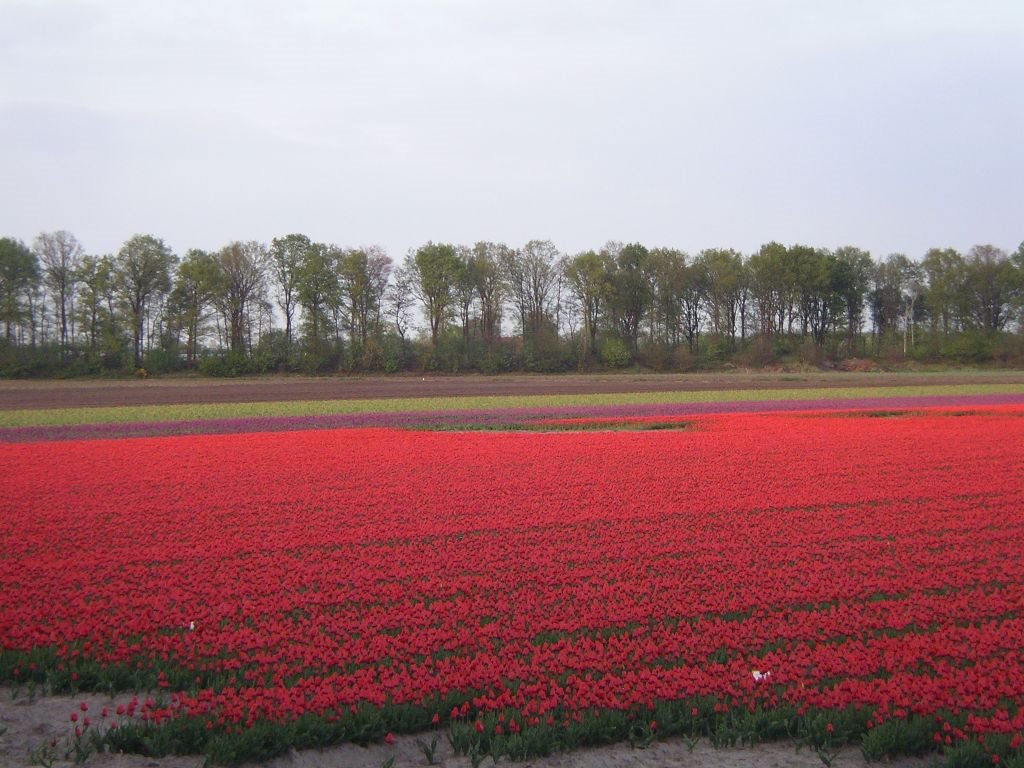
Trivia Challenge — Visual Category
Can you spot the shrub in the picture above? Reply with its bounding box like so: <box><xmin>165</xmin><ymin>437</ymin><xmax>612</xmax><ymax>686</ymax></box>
<box><xmin>636</xmin><ymin>342</ymin><xmax>673</xmax><ymax>371</ymax></box>
<box><xmin>599</xmin><ymin>338</ymin><xmax>632</xmax><ymax>368</ymax></box>
<box><xmin>940</xmin><ymin>333</ymin><xmax>994</xmax><ymax>364</ymax></box>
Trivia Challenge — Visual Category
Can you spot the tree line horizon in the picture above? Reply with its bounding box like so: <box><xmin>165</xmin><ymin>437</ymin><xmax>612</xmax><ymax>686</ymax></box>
<box><xmin>1</xmin><ymin>231</ymin><xmax>1022</xmax><ymax>377</ymax></box>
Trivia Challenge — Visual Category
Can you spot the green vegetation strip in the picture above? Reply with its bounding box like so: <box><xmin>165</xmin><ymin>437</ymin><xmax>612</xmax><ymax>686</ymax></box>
<box><xmin>2</xmin><ymin>384</ymin><xmax>1023</xmax><ymax>428</ymax></box>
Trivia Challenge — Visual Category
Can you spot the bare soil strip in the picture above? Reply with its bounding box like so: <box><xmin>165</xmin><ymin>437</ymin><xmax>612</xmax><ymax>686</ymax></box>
<box><xmin>2</xmin><ymin>370</ymin><xmax>1023</xmax><ymax>410</ymax></box>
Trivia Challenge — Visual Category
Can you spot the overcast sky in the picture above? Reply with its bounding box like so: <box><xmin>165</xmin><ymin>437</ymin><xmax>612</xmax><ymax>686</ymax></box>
<box><xmin>1</xmin><ymin>0</ymin><xmax>1021</xmax><ymax>262</ymax></box>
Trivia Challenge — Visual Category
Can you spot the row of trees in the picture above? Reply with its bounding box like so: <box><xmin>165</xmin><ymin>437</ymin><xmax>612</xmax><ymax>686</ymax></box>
<box><xmin>1</xmin><ymin>231</ymin><xmax>1023</xmax><ymax>376</ymax></box>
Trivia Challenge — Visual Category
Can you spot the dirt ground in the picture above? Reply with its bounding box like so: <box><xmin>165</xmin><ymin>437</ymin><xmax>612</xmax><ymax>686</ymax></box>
<box><xmin>0</xmin><ymin>688</ymin><xmax>935</xmax><ymax>768</ymax></box>
<box><xmin>2</xmin><ymin>370</ymin><xmax>1023</xmax><ymax>410</ymax></box>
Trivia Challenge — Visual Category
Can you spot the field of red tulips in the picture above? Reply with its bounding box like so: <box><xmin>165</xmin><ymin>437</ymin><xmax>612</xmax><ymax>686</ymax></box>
<box><xmin>2</xmin><ymin>403</ymin><xmax>1024</xmax><ymax>765</ymax></box>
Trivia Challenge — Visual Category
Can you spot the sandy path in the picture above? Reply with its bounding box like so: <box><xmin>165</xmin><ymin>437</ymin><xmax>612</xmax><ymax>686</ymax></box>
<box><xmin>2</xmin><ymin>370</ymin><xmax>1023</xmax><ymax>410</ymax></box>
<box><xmin>0</xmin><ymin>689</ymin><xmax>932</xmax><ymax>768</ymax></box>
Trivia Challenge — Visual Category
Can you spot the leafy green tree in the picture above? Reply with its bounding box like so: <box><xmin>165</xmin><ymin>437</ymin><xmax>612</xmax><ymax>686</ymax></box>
<box><xmin>213</xmin><ymin>241</ymin><xmax>269</xmax><ymax>356</ymax></box>
<box><xmin>697</xmin><ymin>248</ymin><xmax>746</xmax><ymax>347</ymax></box>
<box><xmin>384</xmin><ymin>262</ymin><xmax>415</xmax><ymax>342</ymax></box>
<box><xmin>1012</xmin><ymin>242</ymin><xmax>1024</xmax><ymax>326</ymax></box>
<box><xmin>606</xmin><ymin>242</ymin><xmax>651</xmax><ymax>353</ymax></box>
<box><xmin>902</xmin><ymin>260</ymin><xmax>926</xmax><ymax>354</ymax></box>
<box><xmin>33</xmin><ymin>230</ymin><xmax>83</xmax><ymax>355</ymax></box>
<box><xmin>832</xmin><ymin>246</ymin><xmax>873</xmax><ymax>352</ymax></box>
<box><xmin>0</xmin><ymin>237</ymin><xmax>39</xmax><ymax>343</ymax></box>
<box><xmin>169</xmin><ymin>249</ymin><xmax>219</xmax><ymax>367</ymax></box>
<box><xmin>920</xmin><ymin>248</ymin><xmax>965</xmax><ymax>336</ymax></box>
<box><xmin>74</xmin><ymin>254</ymin><xmax>114</xmax><ymax>357</ymax></box>
<box><xmin>788</xmin><ymin>244</ymin><xmax>823</xmax><ymax>339</ymax></box>
<box><xmin>802</xmin><ymin>250</ymin><xmax>846</xmax><ymax>348</ymax></box>
<box><xmin>502</xmin><ymin>239</ymin><xmax>563</xmax><ymax>346</ymax></box>
<box><xmin>114</xmin><ymin>234</ymin><xmax>176</xmax><ymax>368</ymax></box>
<box><xmin>297</xmin><ymin>242</ymin><xmax>339</xmax><ymax>359</ymax></box>
<box><xmin>269</xmin><ymin>234</ymin><xmax>311</xmax><ymax>350</ymax></box>
<box><xmin>337</xmin><ymin>246</ymin><xmax>392</xmax><ymax>354</ymax></box>
<box><xmin>565</xmin><ymin>249</ymin><xmax>611</xmax><ymax>358</ymax></box>
<box><xmin>869</xmin><ymin>255</ymin><xmax>902</xmax><ymax>339</ymax></box>
<box><xmin>452</xmin><ymin>246</ymin><xmax>477</xmax><ymax>346</ymax></box>
<box><xmin>679</xmin><ymin>256</ymin><xmax>709</xmax><ymax>353</ymax></box>
<box><xmin>646</xmin><ymin>248</ymin><xmax>686</xmax><ymax>348</ymax></box>
<box><xmin>748</xmin><ymin>242</ymin><xmax>788</xmax><ymax>339</ymax></box>
<box><xmin>961</xmin><ymin>245</ymin><xmax>1017</xmax><ymax>333</ymax></box>
<box><xmin>870</xmin><ymin>253</ymin><xmax>923</xmax><ymax>354</ymax></box>
<box><xmin>469</xmin><ymin>241</ymin><xmax>506</xmax><ymax>347</ymax></box>
<box><xmin>409</xmin><ymin>242</ymin><xmax>461</xmax><ymax>347</ymax></box>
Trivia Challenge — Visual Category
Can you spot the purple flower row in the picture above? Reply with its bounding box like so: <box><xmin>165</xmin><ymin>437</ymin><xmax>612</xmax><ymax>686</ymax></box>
<box><xmin>2</xmin><ymin>393</ymin><xmax>1022</xmax><ymax>443</ymax></box>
